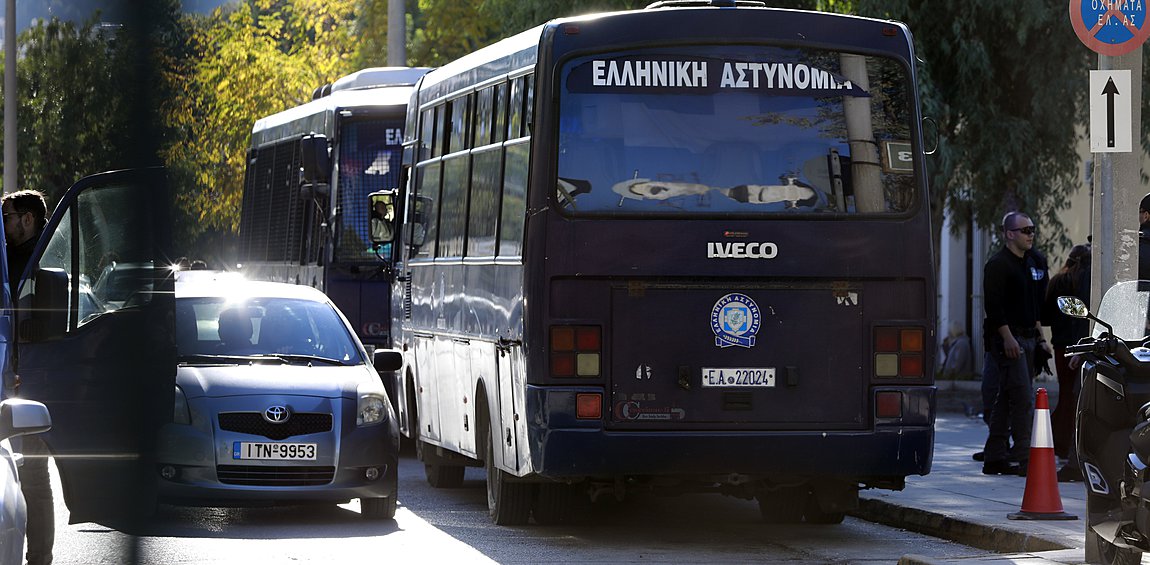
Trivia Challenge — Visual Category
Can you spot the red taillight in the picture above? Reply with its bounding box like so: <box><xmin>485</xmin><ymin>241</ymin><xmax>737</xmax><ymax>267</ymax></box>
<box><xmin>577</xmin><ymin>393</ymin><xmax>601</xmax><ymax>419</ymax></box>
<box><xmin>875</xmin><ymin>327</ymin><xmax>899</xmax><ymax>352</ymax></box>
<box><xmin>876</xmin><ymin>391</ymin><xmax>902</xmax><ymax>418</ymax></box>
<box><xmin>551</xmin><ymin>325</ymin><xmax>601</xmax><ymax>377</ymax></box>
<box><xmin>900</xmin><ymin>354</ymin><xmax>923</xmax><ymax>377</ymax></box>
<box><xmin>874</xmin><ymin>326</ymin><xmax>927</xmax><ymax>378</ymax></box>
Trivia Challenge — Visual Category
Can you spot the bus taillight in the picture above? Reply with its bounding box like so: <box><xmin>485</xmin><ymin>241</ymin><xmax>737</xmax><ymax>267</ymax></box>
<box><xmin>550</xmin><ymin>326</ymin><xmax>601</xmax><ymax>377</ymax></box>
<box><xmin>873</xmin><ymin>326</ymin><xmax>925</xmax><ymax>378</ymax></box>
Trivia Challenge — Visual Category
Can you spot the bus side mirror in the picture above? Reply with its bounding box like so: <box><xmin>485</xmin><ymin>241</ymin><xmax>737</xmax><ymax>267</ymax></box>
<box><xmin>23</xmin><ymin>268</ymin><xmax>68</xmax><ymax>341</ymax></box>
<box><xmin>300</xmin><ymin>134</ymin><xmax>331</xmax><ymax>187</ymax></box>
<box><xmin>368</xmin><ymin>190</ymin><xmax>396</xmax><ymax>244</ymax></box>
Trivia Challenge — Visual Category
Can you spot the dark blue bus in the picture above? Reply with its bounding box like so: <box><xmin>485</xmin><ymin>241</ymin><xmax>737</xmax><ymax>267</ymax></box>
<box><xmin>239</xmin><ymin>67</ymin><xmax>430</xmax><ymax>356</ymax></box>
<box><xmin>392</xmin><ymin>2</ymin><xmax>936</xmax><ymax>525</ymax></box>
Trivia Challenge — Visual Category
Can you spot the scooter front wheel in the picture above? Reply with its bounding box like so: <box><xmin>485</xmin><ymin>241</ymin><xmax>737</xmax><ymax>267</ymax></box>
<box><xmin>1094</xmin><ymin>530</ymin><xmax>1142</xmax><ymax>565</ymax></box>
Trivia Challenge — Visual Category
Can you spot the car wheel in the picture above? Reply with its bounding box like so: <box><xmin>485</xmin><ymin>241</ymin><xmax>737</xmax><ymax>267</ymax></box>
<box><xmin>756</xmin><ymin>486</ymin><xmax>806</xmax><ymax>524</ymax></box>
<box><xmin>803</xmin><ymin>496</ymin><xmax>845</xmax><ymax>525</ymax></box>
<box><xmin>484</xmin><ymin>421</ymin><xmax>531</xmax><ymax>525</ymax></box>
<box><xmin>361</xmin><ymin>496</ymin><xmax>396</xmax><ymax>520</ymax></box>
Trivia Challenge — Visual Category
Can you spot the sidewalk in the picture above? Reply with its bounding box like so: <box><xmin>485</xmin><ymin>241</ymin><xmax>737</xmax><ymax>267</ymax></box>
<box><xmin>855</xmin><ymin>379</ymin><xmax>1097</xmax><ymax>564</ymax></box>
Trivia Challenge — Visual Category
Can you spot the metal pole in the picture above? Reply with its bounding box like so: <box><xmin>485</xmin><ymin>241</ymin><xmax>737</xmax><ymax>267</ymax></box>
<box><xmin>4</xmin><ymin>0</ymin><xmax>16</xmax><ymax>194</ymax></box>
<box><xmin>387</xmin><ymin>0</ymin><xmax>405</xmax><ymax>67</ymax></box>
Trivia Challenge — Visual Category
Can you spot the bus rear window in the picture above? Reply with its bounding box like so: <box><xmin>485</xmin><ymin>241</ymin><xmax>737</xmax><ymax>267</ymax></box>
<box><xmin>556</xmin><ymin>46</ymin><xmax>916</xmax><ymax>216</ymax></box>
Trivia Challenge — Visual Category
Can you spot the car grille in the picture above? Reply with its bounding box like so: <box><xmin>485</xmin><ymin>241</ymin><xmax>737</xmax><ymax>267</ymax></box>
<box><xmin>216</xmin><ymin>465</ymin><xmax>335</xmax><ymax>486</ymax></box>
<box><xmin>218</xmin><ymin>412</ymin><xmax>333</xmax><ymax>440</ymax></box>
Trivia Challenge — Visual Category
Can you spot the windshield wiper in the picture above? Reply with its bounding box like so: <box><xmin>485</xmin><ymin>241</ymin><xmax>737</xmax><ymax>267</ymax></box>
<box><xmin>178</xmin><ymin>353</ymin><xmax>274</xmax><ymax>365</ymax></box>
<box><xmin>248</xmin><ymin>354</ymin><xmax>350</xmax><ymax>366</ymax></box>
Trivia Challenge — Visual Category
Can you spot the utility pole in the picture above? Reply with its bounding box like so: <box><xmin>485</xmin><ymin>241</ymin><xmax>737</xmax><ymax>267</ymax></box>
<box><xmin>387</xmin><ymin>0</ymin><xmax>405</xmax><ymax>67</ymax></box>
<box><xmin>4</xmin><ymin>0</ymin><xmax>15</xmax><ymax>195</ymax></box>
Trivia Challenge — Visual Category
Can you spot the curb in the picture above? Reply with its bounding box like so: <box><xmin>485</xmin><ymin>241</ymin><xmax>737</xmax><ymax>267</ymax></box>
<box><xmin>852</xmin><ymin>497</ymin><xmax>1071</xmax><ymax>554</ymax></box>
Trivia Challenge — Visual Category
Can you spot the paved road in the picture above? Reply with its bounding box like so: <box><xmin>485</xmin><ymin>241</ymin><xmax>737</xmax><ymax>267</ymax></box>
<box><xmin>36</xmin><ymin>454</ymin><xmax>1005</xmax><ymax>564</ymax></box>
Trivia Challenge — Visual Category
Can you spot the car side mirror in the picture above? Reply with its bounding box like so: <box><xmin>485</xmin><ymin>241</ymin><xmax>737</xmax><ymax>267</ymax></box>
<box><xmin>368</xmin><ymin>190</ymin><xmax>397</xmax><ymax>245</ymax></box>
<box><xmin>0</xmin><ymin>399</ymin><xmax>51</xmax><ymax>441</ymax></box>
<box><xmin>300</xmin><ymin>134</ymin><xmax>331</xmax><ymax>194</ymax></box>
<box><xmin>373</xmin><ymin>349</ymin><xmax>403</xmax><ymax>373</ymax></box>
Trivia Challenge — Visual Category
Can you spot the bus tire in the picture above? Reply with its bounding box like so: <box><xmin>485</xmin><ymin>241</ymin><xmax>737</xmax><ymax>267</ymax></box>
<box><xmin>756</xmin><ymin>486</ymin><xmax>806</xmax><ymax>524</ymax></box>
<box><xmin>419</xmin><ymin>440</ymin><xmax>465</xmax><ymax>488</ymax></box>
<box><xmin>533</xmin><ymin>483</ymin><xmax>590</xmax><ymax>525</ymax></box>
<box><xmin>485</xmin><ymin>423</ymin><xmax>532</xmax><ymax>525</ymax></box>
<box><xmin>360</xmin><ymin>496</ymin><xmax>397</xmax><ymax>520</ymax></box>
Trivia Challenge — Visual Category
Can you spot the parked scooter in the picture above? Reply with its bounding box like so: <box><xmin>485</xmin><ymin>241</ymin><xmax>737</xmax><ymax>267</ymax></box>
<box><xmin>1060</xmin><ymin>280</ymin><xmax>1150</xmax><ymax>565</ymax></box>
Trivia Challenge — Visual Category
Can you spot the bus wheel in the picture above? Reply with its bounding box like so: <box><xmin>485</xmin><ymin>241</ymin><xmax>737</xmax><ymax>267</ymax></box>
<box><xmin>484</xmin><ymin>424</ymin><xmax>532</xmax><ymax>525</ymax></box>
<box><xmin>803</xmin><ymin>498</ymin><xmax>845</xmax><ymax>525</ymax></box>
<box><xmin>756</xmin><ymin>486</ymin><xmax>806</xmax><ymax>524</ymax></box>
<box><xmin>533</xmin><ymin>483</ymin><xmax>590</xmax><ymax>525</ymax></box>
<box><xmin>418</xmin><ymin>440</ymin><xmax>465</xmax><ymax>488</ymax></box>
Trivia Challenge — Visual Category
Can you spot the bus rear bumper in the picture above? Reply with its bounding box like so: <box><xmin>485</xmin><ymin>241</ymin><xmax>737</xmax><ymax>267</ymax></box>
<box><xmin>530</xmin><ymin>427</ymin><xmax>932</xmax><ymax>480</ymax></box>
<box><xmin>523</xmin><ymin>386</ymin><xmax>935</xmax><ymax>485</ymax></box>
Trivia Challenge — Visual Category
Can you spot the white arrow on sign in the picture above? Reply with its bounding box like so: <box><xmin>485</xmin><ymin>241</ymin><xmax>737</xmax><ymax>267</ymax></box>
<box><xmin>1090</xmin><ymin>70</ymin><xmax>1132</xmax><ymax>153</ymax></box>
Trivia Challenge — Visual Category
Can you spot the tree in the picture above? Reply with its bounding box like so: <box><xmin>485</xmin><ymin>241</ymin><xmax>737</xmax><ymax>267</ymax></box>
<box><xmin>857</xmin><ymin>0</ymin><xmax>1092</xmax><ymax>254</ymax></box>
<box><xmin>161</xmin><ymin>0</ymin><xmax>359</xmax><ymax>246</ymax></box>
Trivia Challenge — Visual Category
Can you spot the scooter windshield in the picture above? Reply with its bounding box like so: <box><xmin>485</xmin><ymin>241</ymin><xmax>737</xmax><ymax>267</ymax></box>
<box><xmin>1093</xmin><ymin>280</ymin><xmax>1150</xmax><ymax>341</ymax></box>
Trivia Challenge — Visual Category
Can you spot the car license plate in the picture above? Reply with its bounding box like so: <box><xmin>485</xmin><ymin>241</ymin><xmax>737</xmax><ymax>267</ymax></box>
<box><xmin>232</xmin><ymin>441</ymin><xmax>318</xmax><ymax>460</ymax></box>
<box><xmin>701</xmin><ymin>368</ymin><xmax>776</xmax><ymax>387</ymax></box>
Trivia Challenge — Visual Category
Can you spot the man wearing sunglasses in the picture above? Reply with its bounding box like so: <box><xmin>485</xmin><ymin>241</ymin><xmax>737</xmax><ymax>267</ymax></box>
<box><xmin>2</xmin><ymin>189</ymin><xmax>52</xmax><ymax>564</ymax></box>
<box><xmin>978</xmin><ymin>211</ymin><xmax>1052</xmax><ymax>476</ymax></box>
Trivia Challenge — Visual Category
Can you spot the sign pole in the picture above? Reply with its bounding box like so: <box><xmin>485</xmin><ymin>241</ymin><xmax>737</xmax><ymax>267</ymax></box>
<box><xmin>1090</xmin><ymin>50</ymin><xmax>1142</xmax><ymax>308</ymax></box>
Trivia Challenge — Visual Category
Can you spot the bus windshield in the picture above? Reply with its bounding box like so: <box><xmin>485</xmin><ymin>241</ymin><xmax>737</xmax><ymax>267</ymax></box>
<box><xmin>556</xmin><ymin>45</ymin><xmax>916</xmax><ymax>216</ymax></box>
<box><xmin>336</xmin><ymin>118</ymin><xmax>404</xmax><ymax>263</ymax></box>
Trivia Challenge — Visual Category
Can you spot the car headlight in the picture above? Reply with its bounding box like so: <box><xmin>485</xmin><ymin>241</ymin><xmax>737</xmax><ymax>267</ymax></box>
<box><xmin>357</xmin><ymin>394</ymin><xmax>386</xmax><ymax>426</ymax></box>
<box><xmin>174</xmin><ymin>385</ymin><xmax>191</xmax><ymax>425</ymax></box>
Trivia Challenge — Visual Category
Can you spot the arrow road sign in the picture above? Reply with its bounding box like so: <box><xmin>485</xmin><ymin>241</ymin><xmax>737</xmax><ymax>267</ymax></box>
<box><xmin>1090</xmin><ymin>70</ymin><xmax>1132</xmax><ymax>153</ymax></box>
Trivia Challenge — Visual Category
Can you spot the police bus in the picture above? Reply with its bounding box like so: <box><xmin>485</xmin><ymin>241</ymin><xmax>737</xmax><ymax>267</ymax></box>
<box><xmin>392</xmin><ymin>2</ymin><xmax>936</xmax><ymax>525</ymax></box>
<box><xmin>239</xmin><ymin>67</ymin><xmax>431</xmax><ymax>357</ymax></box>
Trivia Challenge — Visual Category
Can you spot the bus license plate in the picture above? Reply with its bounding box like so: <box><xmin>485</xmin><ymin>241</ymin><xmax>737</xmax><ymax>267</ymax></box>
<box><xmin>701</xmin><ymin>368</ymin><xmax>776</xmax><ymax>388</ymax></box>
<box><xmin>232</xmin><ymin>441</ymin><xmax>318</xmax><ymax>460</ymax></box>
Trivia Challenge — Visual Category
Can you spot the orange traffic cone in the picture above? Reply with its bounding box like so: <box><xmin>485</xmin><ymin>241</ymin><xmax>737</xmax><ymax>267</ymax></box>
<box><xmin>1008</xmin><ymin>388</ymin><xmax>1077</xmax><ymax>520</ymax></box>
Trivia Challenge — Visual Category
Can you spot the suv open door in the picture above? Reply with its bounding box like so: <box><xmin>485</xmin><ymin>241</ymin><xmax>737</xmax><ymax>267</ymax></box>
<box><xmin>8</xmin><ymin>168</ymin><xmax>175</xmax><ymax>523</ymax></box>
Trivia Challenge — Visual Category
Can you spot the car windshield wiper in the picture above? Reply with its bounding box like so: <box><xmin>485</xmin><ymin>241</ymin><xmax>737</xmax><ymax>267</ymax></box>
<box><xmin>248</xmin><ymin>354</ymin><xmax>350</xmax><ymax>366</ymax></box>
<box><xmin>178</xmin><ymin>353</ymin><xmax>273</xmax><ymax>365</ymax></box>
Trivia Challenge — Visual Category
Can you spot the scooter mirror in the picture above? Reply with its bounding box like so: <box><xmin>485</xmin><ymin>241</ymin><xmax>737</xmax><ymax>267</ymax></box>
<box><xmin>1057</xmin><ymin>296</ymin><xmax>1088</xmax><ymax>318</ymax></box>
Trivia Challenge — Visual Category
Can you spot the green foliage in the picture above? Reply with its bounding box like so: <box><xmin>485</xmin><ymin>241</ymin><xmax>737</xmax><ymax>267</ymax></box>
<box><xmin>856</xmin><ymin>0</ymin><xmax>1091</xmax><ymax>255</ymax></box>
<box><xmin>162</xmin><ymin>0</ymin><xmax>359</xmax><ymax>241</ymax></box>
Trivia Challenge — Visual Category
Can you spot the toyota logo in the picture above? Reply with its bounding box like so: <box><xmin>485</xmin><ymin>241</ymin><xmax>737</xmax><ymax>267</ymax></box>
<box><xmin>263</xmin><ymin>405</ymin><xmax>290</xmax><ymax>423</ymax></box>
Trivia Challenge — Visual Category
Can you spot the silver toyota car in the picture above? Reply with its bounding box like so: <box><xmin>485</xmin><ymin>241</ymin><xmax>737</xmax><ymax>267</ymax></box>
<box><xmin>158</xmin><ymin>272</ymin><xmax>401</xmax><ymax>519</ymax></box>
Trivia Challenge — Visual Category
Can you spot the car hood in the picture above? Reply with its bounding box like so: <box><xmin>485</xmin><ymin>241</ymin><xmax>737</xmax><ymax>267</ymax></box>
<box><xmin>176</xmin><ymin>363</ymin><xmax>379</xmax><ymax>399</ymax></box>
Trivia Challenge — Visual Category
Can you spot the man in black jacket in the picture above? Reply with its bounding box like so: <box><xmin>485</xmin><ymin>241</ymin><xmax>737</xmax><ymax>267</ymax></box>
<box><xmin>980</xmin><ymin>211</ymin><xmax>1053</xmax><ymax>476</ymax></box>
<box><xmin>3</xmin><ymin>189</ymin><xmax>52</xmax><ymax>564</ymax></box>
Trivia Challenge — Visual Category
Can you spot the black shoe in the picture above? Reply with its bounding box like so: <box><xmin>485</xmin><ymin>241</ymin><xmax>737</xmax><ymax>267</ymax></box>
<box><xmin>972</xmin><ymin>451</ymin><xmax>985</xmax><ymax>462</ymax></box>
<box><xmin>982</xmin><ymin>461</ymin><xmax>1022</xmax><ymax>476</ymax></box>
<box><xmin>1057</xmin><ymin>465</ymin><xmax>1083</xmax><ymax>482</ymax></box>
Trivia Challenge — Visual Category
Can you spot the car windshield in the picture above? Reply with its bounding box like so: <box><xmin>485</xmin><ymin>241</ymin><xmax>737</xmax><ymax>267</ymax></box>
<box><xmin>556</xmin><ymin>45</ymin><xmax>916</xmax><ymax>216</ymax></box>
<box><xmin>176</xmin><ymin>296</ymin><xmax>363</xmax><ymax>365</ymax></box>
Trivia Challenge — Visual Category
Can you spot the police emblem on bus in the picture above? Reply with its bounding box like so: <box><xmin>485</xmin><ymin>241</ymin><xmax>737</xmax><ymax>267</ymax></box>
<box><xmin>710</xmin><ymin>293</ymin><xmax>761</xmax><ymax>348</ymax></box>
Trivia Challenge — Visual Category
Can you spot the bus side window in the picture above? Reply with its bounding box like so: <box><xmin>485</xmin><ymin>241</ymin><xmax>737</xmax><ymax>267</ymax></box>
<box><xmin>492</xmin><ymin>82</ymin><xmax>508</xmax><ymax>145</ymax></box>
<box><xmin>474</xmin><ymin>86</ymin><xmax>494</xmax><ymax>148</ymax></box>
<box><xmin>508</xmin><ymin>77</ymin><xmax>524</xmax><ymax>140</ymax></box>
<box><xmin>420</xmin><ymin>108</ymin><xmax>434</xmax><ymax>162</ymax></box>
<box><xmin>498</xmin><ymin>141</ymin><xmax>529</xmax><ymax>258</ymax></box>
<box><xmin>414</xmin><ymin>163</ymin><xmax>441</xmax><ymax>259</ymax></box>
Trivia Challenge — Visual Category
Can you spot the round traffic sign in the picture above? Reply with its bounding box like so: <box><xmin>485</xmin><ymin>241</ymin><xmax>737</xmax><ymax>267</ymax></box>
<box><xmin>1070</xmin><ymin>0</ymin><xmax>1150</xmax><ymax>56</ymax></box>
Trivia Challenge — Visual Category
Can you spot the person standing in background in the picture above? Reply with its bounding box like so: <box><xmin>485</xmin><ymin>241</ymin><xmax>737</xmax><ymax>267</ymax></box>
<box><xmin>1043</xmin><ymin>244</ymin><xmax>1091</xmax><ymax>481</ymax></box>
